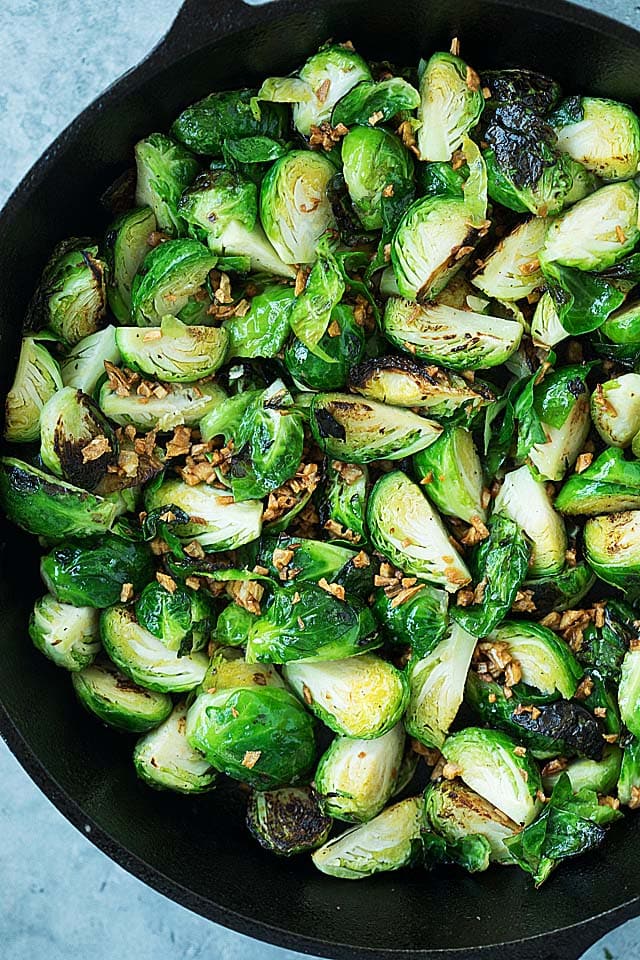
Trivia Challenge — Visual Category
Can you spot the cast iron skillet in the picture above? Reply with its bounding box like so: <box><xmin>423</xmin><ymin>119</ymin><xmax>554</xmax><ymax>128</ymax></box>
<box><xmin>1</xmin><ymin>0</ymin><xmax>639</xmax><ymax>957</ymax></box>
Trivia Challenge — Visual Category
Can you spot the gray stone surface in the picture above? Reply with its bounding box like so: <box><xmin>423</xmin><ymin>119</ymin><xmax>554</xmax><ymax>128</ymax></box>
<box><xmin>0</xmin><ymin>0</ymin><xmax>639</xmax><ymax>957</ymax></box>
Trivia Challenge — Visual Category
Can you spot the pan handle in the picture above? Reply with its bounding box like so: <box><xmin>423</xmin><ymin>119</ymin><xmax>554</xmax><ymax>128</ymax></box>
<box><xmin>160</xmin><ymin>0</ymin><xmax>284</xmax><ymax>60</ymax></box>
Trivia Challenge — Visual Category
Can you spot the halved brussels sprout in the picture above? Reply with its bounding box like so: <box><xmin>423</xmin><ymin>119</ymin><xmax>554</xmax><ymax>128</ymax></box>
<box><xmin>4</xmin><ymin>337</ymin><xmax>62</xmax><ymax>442</ymax></box>
<box><xmin>186</xmin><ymin>685</ymin><xmax>317</xmax><ymax>789</ymax></box>
<box><xmin>523</xmin><ymin>563</ymin><xmax>595</xmax><ymax>615</ymax></box>
<box><xmin>311</xmin><ymin>796</ymin><xmax>423</xmax><ymax>879</ymax></box>
<box><xmin>72</xmin><ymin>655</ymin><xmax>173</xmax><ymax>732</ymax></box>
<box><xmin>618</xmin><ymin>737</ymin><xmax>640</xmax><ymax>806</ymax></box>
<box><xmin>292</xmin><ymin>44</ymin><xmax>372</xmax><ymax>136</ymax></box>
<box><xmin>349</xmin><ymin>355</ymin><xmax>494</xmax><ymax>417</ymax></box>
<box><xmin>284</xmin><ymin>654</ymin><xmax>408</xmax><ymax>739</ymax></box>
<box><xmin>383</xmin><ymin>297</ymin><xmax>522</xmax><ymax>371</ymax></box>
<box><xmin>27</xmin><ymin>238</ymin><xmax>107</xmax><ymax>344</ymax></box>
<box><xmin>367</xmin><ymin>471</ymin><xmax>470</xmax><ymax>592</ymax></box>
<box><xmin>29</xmin><ymin>594</ymin><xmax>100</xmax><ymax>671</ymax></box>
<box><xmin>552</xmin><ymin>96</ymin><xmax>640</xmax><ymax>182</ymax></box>
<box><xmin>135</xmin><ymin>581</ymin><xmax>213</xmax><ymax>653</ymax></box>
<box><xmin>200</xmin><ymin>648</ymin><xmax>284</xmax><ymax>693</ymax></box>
<box><xmin>171</xmin><ymin>88</ymin><xmax>288</xmax><ymax>156</ymax></box>
<box><xmin>417</xmin><ymin>51</ymin><xmax>484</xmax><ymax>162</ymax></box>
<box><xmin>542</xmin><ymin>746</ymin><xmax>622</xmax><ymax>795</ymax></box>
<box><xmin>39</xmin><ymin>387</ymin><xmax>116</xmax><ymax>489</ymax></box>
<box><xmin>309</xmin><ymin>393</ymin><xmax>441</xmax><ymax>464</ymax></box>
<box><xmin>584</xmin><ymin>510</ymin><xmax>640</xmax><ymax>596</ymax></box>
<box><xmin>260</xmin><ymin>151</ymin><xmax>337</xmax><ymax>265</ymax></box>
<box><xmin>130</xmin><ymin>239</ymin><xmax>216</xmax><ymax>327</ymax></box>
<box><xmin>491</xmin><ymin>621</ymin><xmax>581</xmax><ymax>698</ymax></box>
<box><xmin>60</xmin><ymin>326</ymin><xmax>119</xmax><ymax>395</ymax></box>
<box><xmin>341</xmin><ymin>127</ymin><xmax>414</xmax><ymax>231</ymax></box>
<box><xmin>144</xmin><ymin>477</ymin><xmax>262</xmax><ymax>552</ymax></box>
<box><xmin>413</xmin><ymin>427</ymin><xmax>485</xmax><ymax>525</ymax></box>
<box><xmin>591</xmin><ymin>373</ymin><xmax>640</xmax><ymax>448</ymax></box>
<box><xmin>318</xmin><ymin>460</ymin><xmax>368</xmax><ymax>545</ymax></box>
<box><xmin>494</xmin><ymin>465</ymin><xmax>567</xmax><ymax>577</ymax></box>
<box><xmin>527</xmin><ymin>365</ymin><xmax>592</xmax><ymax>482</ymax></box>
<box><xmin>223</xmin><ymin>285</ymin><xmax>295</xmax><ymax>360</ymax></box>
<box><xmin>101</xmin><ymin>605</ymin><xmax>208</xmax><ymax>692</ymax></box>
<box><xmin>530</xmin><ymin>292</ymin><xmax>570</xmax><ymax>350</ymax></box>
<box><xmin>315</xmin><ymin>723</ymin><xmax>405</xmax><ymax>823</ymax></box>
<box><xmin>105</xmin><ymin>207</ymin><xmax>156</xmax><ymax>322</ymax></box>
<box><xmin>115</xmin><ymin>316</ymin><xmax>228</xmax><ymax>383</ymax></box>
<box><xmin>247</xmin><ymin>785</ymin><xmax>332</xmax><ymax>856</ymax></box>
<box><xmin>619</xmin><ymin>647</ymin><xmax>640</xmax><ymax>739</ymax></box>
<box><xmin>256</xmin><ymin>533</ymin><xmax>358</xmax><ymax>585</ymax></box>
<box><xmin>0</xmin><ymin>458</ymin><xmax>122</xmax><ymax>540</ymax></box>
<box><xmin>555</xmin><ymin>447</ymin><xmax>640</xmax><ymax>515</ymax></box>
<box><xmin>405</xmin><ymin>622</ymin><xmax>477</xmax><ymax>748</ymax></box>
<box><xmin>133</xmin><ymin>701</ymin><xmax>218</xmax><ymax>794</ymax></box>
<box><xmin>99</xmin><ymin>379</ymin><xmax>226</xmax><ymax>432</ymax></box>
<box><xmin>472</xmin><ymin>217</ymin><xmax>546</xmax><ymax>302</ymax></box>
<box><xmin>424</xmin><ymin>779</ymin><xmax>520</xmax><ymax>865</ymax></box>
<box><xmin>41</xmin><ymin>535</ymin><xmax>153</xmax><ymax>608</ymax></box>
<box><xmin>285</xmin><ymin>304</ymin><xmax>365</xmax><ymax>392</ymax></box>
<box><xmin>541</xmin><ymin>181</ymin><xmax>640</xmax><ymax>272</ymax></box>
<box><xmin>372</xmin><ymin>583</ymin><xmax>449</xmax><ymax>659</ymax></box>
<box><xmin>134</xmin><ymin>133</ymin><xmax>199</xmax><ymax>234</ymax></box>
<box><xmin>442</xmin><ymin>728</ymin><xmax>542</xmax><ymax>826</ymax></box>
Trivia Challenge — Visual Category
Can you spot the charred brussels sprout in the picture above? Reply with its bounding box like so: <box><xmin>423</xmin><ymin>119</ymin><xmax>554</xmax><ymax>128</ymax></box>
<box><xmin>134</xmin><ymin>133</ymin><xmax>199</xmax><ymax>234</ymax></box>
<box><xmin>491</xmin><ymin>621</ymin><xmax>581</xmax><ymax>698</ymax></box>
<box><xmin>472</xmin><ymin>217</ymin><xmax>546</xmax><ymax>302</ymax></box>
<box><xmin>284</xmin><ymin>654</ymin><xmax>408</xmax><ymax>739</ymax></box>
<box><xmin>442</xmin><ymin>728</ymin><xmax>542</xmax><ymax>826</ymax></box>
<box><xmin>494</xmin><ymin>465</ymin><xmax>567</xmax><ymax>577</ymax></box>
<box><xmin>619</xmin><ymin>646</ymin><xmax>640</xmax><ymax>739</ymax></box>
<box><xmin>618</xmin><ymin>737</ymin><xmax>640</xmax><ymax>806</ymax></box>
<box><xmin>383</xmin><ymin>297</ymin><xmax>522</xmax><ymax>371</ymax></box>
<box><xmin>72</xmin><ymin>655</ymin><xmax>172</xmax><ymax>732</ymax></box>
<box><xmin>40</xmin><ymin>535</ymin><xmax>154</xmax><ymax>608</ymax></box>
<box><xmin>186</xmin><ymin>686</ymin><xmax>316</xmax><ymax>788</ymax></box>
<box><xmin>116</xmin><ymin>316</ymin><xmax>228</xmax><ymax>382</ymax></box>
<box><xmin>60</xmin><ymin>326</ymin><xmax>119</xmax><ymax>396</ymax></box>
<box><xmin>424</xmin><ymin>779</ymin><xmax>520</xmax><ymax>864</ymax></box>
<box><xmin>133</xmin><ymin>701</ymin><xmax>217</xmax><ymax>793</ymax></box>
<box><xmin>311</xmin><ymin>796</ymin><xmax>423</xmax><ymax>878</ymax></box>
<box><xmin>247</xmin><ymin>786</ymin><xmax>332</xmax><ymax>855</ymax></box>
<box><xmin>130</xmin><ymin>239</ymin><xmax>216</xmax><ymax>327</ymax></box>
<box><xmin>367</xmin><ymin>471</ymin><xmax>470</xmax><ymax>592</ymax></box>
<box><xmin>39</xmin><ymin>387</ymin><xmax>116</xmax><ymax>489</ymax></box>
<box><xmin>285</xmin><ymin>304</ymin><xmax>365</xmax><ymax>392</ymax></box>
<box><xmin>591</xmin><ymin>374</ymin><xmax>640</xmax><ymax>448</ymax></box>
<box><xmin>99</xmin><ymin>379</ymin><xmax>226</xmax><ymax>432</ymax></box>
<box><xmin>223</xmin><ymin>285</ymin><xmax>295</xmax><ymax>360</ymax></box>
<box><xmin>4</xmin><ymin>337</ymin><xmax>62</xmax><ymax>442</ymax></box>
<box><xmin>28</xmin><ymin>239</ymin><xmax>107</xmax><ymax>344</ymax></box>
<box><xmin>372</xmin><ymin>583</ymin><xmax>449</xmax><ymax>659</ymax></box>
<box><xmin>555</xmin><ymin>448</ymin><xmax>640</xmax><ymax>515</ymax></box>
<box><xmin>260</xmin><ymin>151</ymin><xmax>336</xmax><ymax>265</ymax></box>
<box><xmin>29</xmin><ymin>594</ymin><xmax>100</xmax><ymax>671</ymax></box>
<box><xmin>417</xmin><ymin>51</ymin><xmax>484</xmax><ymax>162</ymax></box>
<box><xmin>105</xmin><ymin>207</ymin><xmax>156</xmax><ymax>322</ymax></box>
<box><xmin>341</xmin><ymin>127</ymin><xmax>413</xmax><ymax>231</ymax></box>
<box><xmin>413</xmin><ymin>427</ymin><xmax>486</xmax><ymax>525</ymax></box>
<box><xmin>135</xmin><ymin>581</ymin><xmax>213</xmax><ymax>653</ymax></box>
<box><xmin>584</xmin><ymin>510</ymin><xmax>640</xmax><ymax>596</ymax></box>
<box><xmin>481</xmin><ymin>68</ymin><xmax>561</xmax><ymax>114</ymax></box>
<box><xmin>543</xmin><ymin>746</ymin><xmax>622</xmax><ymax>795</ymax></box>
<box><xmin>292</xmin><ymin>44</ymin><xmax>372</xmax><ymax>136</ymax></box>
<box><xmin>172</xmin><ymin>88</ymin><xmax>287</xmax><ymax>156</ymax></box>
<box><xmin>309</xmin><ymin>394</ymin><xmax>441</xmax><ymax>463</ymax></box>
<box><xmin>551</xmin><ymin>96</ymin><xmax>640</xmax><ymax>182</ymax></box>
<box><xmin>319</xmin><ymin>460</ymin><xmax>368</xmax><ymax>545</ymax></box>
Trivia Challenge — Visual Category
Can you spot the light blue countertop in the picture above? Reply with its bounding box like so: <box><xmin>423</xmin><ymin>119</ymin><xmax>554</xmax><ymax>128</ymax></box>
<box><xmin>1</xmin><ymin>1</ymin><xmax>639</xmax><ymax>958</ymax></box>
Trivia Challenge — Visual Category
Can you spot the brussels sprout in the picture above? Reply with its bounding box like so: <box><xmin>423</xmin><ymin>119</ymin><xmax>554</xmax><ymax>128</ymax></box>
<box><xmin>144</xmin><ymin>477</ymin><xmax>262</xmax><ymax>552</ymax></box>
<box><xmin>367</xmin><ymin>471</ymin><xmax>470</xmax><ymax>592</ymax></box>
<box><xmin>494</xmin><ymin>465</ymin><xmax>567</xmax><ymax>577</ymax></box>
<box><xmin>256</xmin><ymin>533</ymin><xmax>357</xmax><ymax>585</ymax></box>
<box><xmin>260</xmin><ymin>151</ymin><xmax>336</xmax><ymax>265</ymax></box>
<box><xmin>72</xmin><ymin>655</ymin><xmax>173</xmax><ymax>732</ymax></box>
<box><xmin>39</xmin><ymin>387</ymin><xmax>116</xmax><ymax>489</ymax></box>
<box><xmin>4</xmin><ymin>337</ymin><xmax>62</xmax><ymax>442</ymax></box>
<box><xmin>291</xmin><ymin>44</ymin><xmax>372</xmax><ymax>136</ymax></box>
<box><xmin>619</xmin><ymin>647</ymin><xmax>640</xmax><ymax>739</ymax></box>
<box><xmin>285</xmin><ymin>304</ymin><xmax>365</xmax><ymax>392</ymax></box>
<box><xmin>424</xmin><ymin>779</ymin><xmax>520</xmax><ymax>865</ymax></box>
<box><xmin>577</xmin><ymin>600</ymin><xmax>636</xmax><ymax>683</ymax></box>
<box><xmin>442</xmin><ymin>728</ymin><xmax>542</xmax><ymax>826</ymax></box>
<box><xmin>100</xmin><ymin>605</ymin><xmax>208</xmax><ymax>692</ymax></box>
<box><xmin>618</xmin><ymin>737</ymin><xmax>640</xmax><ymax>806</ymax></box>
<box><xmin>29</xmin><ymin>594</ymin><xmax>100</xmax><ymax>671</ymax></box>
<box><xmin>405</xmin><ymin>622</ymin><xmax>477</xmax><ymax>748</ymax></box>
<box><xmin>584</xmin><ymin>509</ymin><xmax>640</xmax><ymax>596</ymax></box>
<box><xmin>522</xmin><ymin>563</ymin><xmax>596</xmax><ymax>615</ymax></box>
<box><xmin>481</xmin><ymin>68</ymin><xmax>561</xmax><ymax>114</ymax></box>
<box><xmin>541</xmin><ymin>181</ymin><xmax>640</xmax><ymax>272</ymax></box>
<box><xmin>349</xmin><ymin>355</ymin><xmax>494</xmax><ymax>418</ymax></box>
<box><xmin>130</xmin><ymin>239</ymin><xmax>216</xmax><ymax>327</ymax></box>
<box><xmin>332</xmin><ymin>76</ymin><xmax>420</xmax><ymax>128</ymax></box>
<box><xmin>601</xmin><ymin>298</ymin><xmax>640</xmax><ymax>345</ymax></box>
<box><xmin>372</xmin><ymin>583</ymin><xmax>449</xmax><ymax>659</ymax></box>
<box><xmin>416</xmin><ymin>52</ymin><xmax>484</xmax><ymax>162</ymax></box>
<box><xmin>530</xmin><ymin>292</ymin><xmax>570</xmax><ymax>350</ymax></box>
<box><xmin>315</xmin><ymin>723</ymin><xmax>405</xmax><ymax>823</ymax></box>
<box><xmin>0</xmin><ymin>458</ymin><xmax>123</xmax><ymax>540</ymax></box>
<box><xmin>555</xmin><ymin>448</ymin><xmax>640</xmax><ymax>515</ymax></box>
<box><xmin>60</xmin><ymin>326</ymin><xmax>119</xmax><ymax>395</ymax></box>
<box><xmin>472</xmin><ymin>217</ymin><xmax>546</xmax><ymax>302</ymax></box>
<box><xmin>284</xmin><ymin>654</ymin><xmax>408</xmax><ymax>739</ymax></box>
<box><xmin>413</xmin><ymin>427</ymin><xmax>485</xmax><ymax>525</ymax></box>
<box><xmin>525</xmin><ymin>365</ymin><xmax>592</xmax><ymax>483</ymax></box>
<box><xmin>115</xmin><ymin>316</ymin><xmax>228</xmax><ymax>383</ymax></box>
<box><xmin>99</xmin><ymin>378</ymin><xmax>226</xmax><ymax>432</ymax></box>
<box><xmin>186</xmin><ymin>685</ymin><xmax>316</xmax><ymax>788</ymax></box>
<box><xmin>247</xmin><ymin>785</ymin><xmax>332</xmax><ymax>855</ymax></box>
<box><xmin>309</xmin><ymin>394</ymin><xmax>441</xmax><ymax>464</ymax></box>
<box><xmin>27</xmin><ymin>238</ymin><xmax>107</xmax><ymax>344</ymax></box>
<box><xmin>134</xmin><ymin>133</ymin><xmax>200</xmax><ymax>234</ymax></box>
<box><xmin>223</xmin><ymin>285</ymin><xmax>295</xmax><ymax>359</ymax></box>
<box><xmin>172</xmin><ymin>88</ymin><xmax>288</xmax><ymax>156</ymax></box>
<box><xmin>311</xmin><ymin>796</ymin><xmax>423</xmax><ymax>879</ymax></box>
<box><xmin>591</xmin><ymin>374</ymin><xmax>640</xmax><ymax>448</ymax></box>
<box><xmin>105</xmin><ymin>207</ymin><xmax>156</xmax><ymax>321</ymax></box>
<box><xmin>543</xmin><ymin>746</ymin><xmax>622</xmax><ymax>796</ymax></box>
<box><xmin>41</xmin><ymin>535</ymin><xmax>154</xmax><ymax>608</ymax></box>
<box><xmin>135</xmin><ymin>581</ymin><xmax>212</xmax><ymax>652</ymax></box>
<box><xmin>491</xmin><ymin>621</ymin><xmax>581</xmax><ymax>698</ymax></box>
<box><xmin>551</xmin><ymin>96</ymin><xmax>640</xmax><ymax>182</ymax></box>
<box><xmin>318</xmin><ymin>460</ymin><xmax>368</xmax><ymax>545</ymax></box>
<box><xmin>341</xmin><ymin>127</ymin><xmax>414</xmax><ymax>231</ymax></box>
<box><xmin>201</xmin><ymin>648</ymin><xmax>284</xmax><ymax>692</ymax></box>
<box><xmin>383</xmin><ymin>297</ymin><xmax>522</xmax><ymax>371</ymax></box>
<box><xmin>133</xmin><ymin>701</ymin><xmax>218</xmax><ymax>793</ymax></box>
